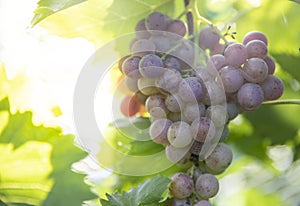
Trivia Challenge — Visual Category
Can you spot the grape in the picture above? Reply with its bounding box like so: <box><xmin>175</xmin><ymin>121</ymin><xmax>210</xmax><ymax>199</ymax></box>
<box><xmin>168</xmin><ymin>198</ymin><xmax>191</xmax><ymax>206</ymax></box>
<box><xmin>194</xmin><ymin>200</ymin><xmax>212</xmax><ymax>206</ymax></box>
<box><xmin>242</xmin><ymin>57</ymin><xmax>268</xmax><ymax>83</ymax></box>
<box><xmin>210</xmin><ymin>43</ymin><xmax>226</xmax><ymax>55</ymax></box>
<box><xmin>199</xmin><ymin>26</ymin><xmax>220</xmax><ymax>50</ymax></box>
<box><xmin>191</xmin><ymin>117</ymin><xmax>216</xmax><ymax>143</ymax></box>
<box><xmin>178</xmin><ymin>77</ymin><xmax>203</xmax><ymax>103</ymax></box>
<box><xmin>120</xmin><ymin>95</ymin><xmax>140</xmax><ymax>117</ymax></box>
<box><xmin>135</xmin><ymin>19</ymin><xmax>151</xmax><ymax>39</ymax></box>
<box><xmin>122</xmin><ymin>56</ymin><xmax>142</xmax><ymax>79</ymax></box>
<box><xmin>149</xmin><ymin>107</ymin><xmax>168</xmax><ymax>121</ymax></box>
<box><xmin>202</xmin><ymin>80</ymin><xmax>226</xmax><ymax>105</ymax></box>
<box><xmin>172</xmin><ymin>41</ymin><xmax>194</xmax><ymax>65</ymax></box>
<box><xmin>260</xmin><ymin>75</ymin><xmax>284</xmax><ymax>100</ymax></box>
<box><xmin>237</xmin><ymin>83</ymin><xmax>264</xmax><ymax>111</ymax></box>
<box><xmin>224</xmin><ymin>43</ymin><xmax>248</xmax><ymax>67</ymax></box>
<box><xmin>194</xmin><ymin>66</ymin><xmax>212</xmax><ymax>83</ymax></box>
<box><xmin>167</xmin><ymin>19</ymin><xmax>187</xmax><ymax>37</ymax></box>
<box><xmin>149</xmin><ymin>35</ymin><xmax>172</xmax><ymax>53</ymax></box>
<box><xmin>206</xmin><ymin>105</ymin><xmax>228</xmax><ymax>127</ymax></box>
<box><xmin>165</xmin><ymin>94</ymin><xmax>182</xmax><ymax>112</ymax></box>
<box><xmin>226</xmin><ymin>102</ymin><xmax>239</xmax><ymax>120</ymax></box>
<box><xmin>118</xmin><ymin>55</ymin><xmax>130</xmax><ymax>73</ymax></box>
<box><xmin>156</xmin><ymin>69</ymin><xmax>182</xmax><ymax>93</ymax></box>
<box><xmin>242</xmin><ymin>31</ymin><xmax>268</xmax><ymax>46</ymax></box>
<box><xmin>219</xmin><ymin>66</ymin><xmax>244</xmax><ymax>93</ymax></box>
<box><xmin>205</xmin><ymin>143</ymin><xmax>233</xmax><ymax>174</ymax></box>
<box><xmin>124</xmin><ymin>77</ymin><xmax>139</xmax><ymax>93</ymax></box>
<box><xmin>195</xmin><ymin>174</ymin><xmax>219</xmax><ymax>199</ymax></box>
<box><xmin>139</xmin><ymin>54</ymin><xmax>164</xmax><ymax>78</ymax></box>
<box><xmin>169</xmin><ymin>173</ymin><xmax>194</xmax><ymax>199</ymax></box>
<box><xmin>164</xmin><ymin>56</ymin><xmax>181</xmax><ymax>71</ymax></box>
<box><xmin>138</xmin><ymin>77</ymin><xmax>159</xmax><ymax>95</ymax></box>
<box><xmin>207</xmin><ymin>54</ymin><xmax>227</xmax><ymax>71</ymax></box>
<box><xmin>131</xmin><ymin>39</ymin><xmax>155</xmax><ymax>57</ymax></box>
<box><xmin>145</xmin><ymin>12</ymin><xmax>169</xmax><ymax>31</ymax></box>
<box><xmin>149</xmin><ymin>119</ymin><xmax>172</xmax><ymax>145</ymax></box>
<box><xmin>246</xmin><ymin>40</ymin><xmax>268</xmax><ymax>59</ymax></box>
<box><xmin>168</xmin><ymin>121</ymin><xmax>193</xmax><ymax>148</ymax></box>
<box><xmin>145</xmin><ymin>94</ymin><xmax>167</xmax><ymax>112</ymax></box>
<box><xmin>183</xmin><ymin>103</ymin><xmax>206</xmax><ymax>123</ymax></box>
<box><xmin>165</xmin><ymin>144</ymin><xmax>190</xmax><ymax>163</ymax></box>
<box><xmin>129</xmin><ymin>38</ymin><xmax>138</xmax><ymax>50</ymax></box>
<box><xmin>264</xmin><ymin>56</ymin><xmax>276</xmax><ymax>74</ymax></box>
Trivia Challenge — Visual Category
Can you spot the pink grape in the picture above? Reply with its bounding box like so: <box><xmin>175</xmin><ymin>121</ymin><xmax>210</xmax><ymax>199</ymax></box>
<box><xmin>243</xmin><ymin>31</ymin><xmax>268</xmax><ymax>46</ymax></box>
<box><xmin>264</xmin><ymin>56</ymin><xmax>276</xmax><ymax>74</ymax></box>
<box><xmin>224</xmin><ymin>43</ymin><xmax>248</xmax><ymax>67</ymax></box>
<box><xmin>145</xmin><ymin>12</ymin><xmax>169</xmax><ymax>31</ymax></box>
<box><xmin>205</xmin><ymin>143</ymin><xmax>233</xmax><ymax>174</ymax></box>
<box><xmin>122</xmin><ymin>56</ymin><xmax>142</xmax><ymax>79</ymax></box>
<box><xmin>191</xmin><ymin>117</ymin><xmax>216</xmax><ymax>143</ymax></box>
<box><xmin>194</xmin><ymin>200</ymin><xmax>212</xmax><ymax>206</ymax></box>
<box><xmin>149</xmin><ymin>119</ymin><xmax>172</xmax><ymax>145</ymax></box>
<box><xmin>219</xmin><ymin>66</ymin><xmax>244</xmax><ymax>93</ymax></box>
<box><xmin>260</xmin><ymin>75</ymin><xmax>284</xmax><ymax>100</ymax></box>
<box><xmin>199</xmin><ymin>26</ymin><xmax>220</xmax><ymax>50</ymax></box>
<box><xmin>208</xmin><ymin>54</ymin><xmax>227</xmax><ymax>71</ymax></box>
<box><xmin>135</xmin><ymin>19</ymin><xmax>151</xmax><ymax>39</ymax></box>
<box><xmin>242</xmin><ymin>57</ymin><xmax>268</xmax><ymax>83</ymax></box>
<box><xmin>167</xmin><ymin>19</ymin><xmax>187</xmax><ymax>37</ymax></box>
<box><xmin>196</xmin><ymin>174</ymin><xmax>219</xmax><ymax>199</ymax></box>
<box><xmin>237</xmin><ymin>83</ymin><xmax>264</xmax><ymax>111</ymax></box>
<box><xmin>246</xmin><ymin>39</ymin><xmax>268</xmax><ymax>59</ymax></box>
<box><xmin>139</xmin><ymin>54</ymin><xmax>164</xmax><ymax>78</ymax></box>
<box><xmin>169</xmin><ymin>173</ymin><xmax>194</xmax><ymax>199</ymax></box>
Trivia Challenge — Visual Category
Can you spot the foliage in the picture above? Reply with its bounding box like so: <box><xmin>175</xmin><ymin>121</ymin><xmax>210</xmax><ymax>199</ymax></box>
<box><xmin>100</xmin><ymin>176</ymin><xmax>170</xmax><ymax>206</ymax></box>
<box><xmin>290</xmin><ymin>0</ymin><xmax>300</xmax><ymax>4</ymax></box>
<box><xmin>31</xmin><ymin>0</ymin><xmax>178</xmax><ymax>46</ymax></box>
<box><xmin>0</xmin><ymin>70</ymin><xmax>95</xmax><ymax>205</ymax></box>
<box><xmin>31</xmin><ymin>0</ymin><xmax>87</xmax><ymax>26</ymax></box>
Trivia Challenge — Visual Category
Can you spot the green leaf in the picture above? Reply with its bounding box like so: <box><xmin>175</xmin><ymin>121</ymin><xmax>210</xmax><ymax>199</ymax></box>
<box><xmin>271</xmin><ymin>52</ymin><xmax>300</xmax><ymax>81</ymax></box>
<box><xmin>0</xmin><ymin>97</ymin><xmax>96</xmax><ymax>205</ymax></box>
<box><xmin>290</xmin><ymin>0</ymin><xmax>300</xmax><ymax>4</ymax></box>
<box><xmin>99</xmin><ymin>176</ymin><xmax>170</xmax><ymax>206</ymax></box>
<box><xmin>36</xmin><ymin>0</ymin><xmax>176</xmax><ymax>46</ymax></box>
<box><xmin>235</xmin><ymin>0</ymin><xmax>300</xmax><ymax>55</ymax></box>
<box><xmin>0</xmin><ymin>97</ymin><xmax>9</xmax><ymax>111</ymax></box>
<box><xmin>31</xmin><ymin>0</ymin><xmax>87</xmax><ymax>26</ymax></box>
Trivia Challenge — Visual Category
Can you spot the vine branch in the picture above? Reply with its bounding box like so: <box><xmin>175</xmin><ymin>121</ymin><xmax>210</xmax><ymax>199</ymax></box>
<box><xmin>262</xmin><ymin>99</ymin><xmax>300</xmax><ymax>106</ymax></box>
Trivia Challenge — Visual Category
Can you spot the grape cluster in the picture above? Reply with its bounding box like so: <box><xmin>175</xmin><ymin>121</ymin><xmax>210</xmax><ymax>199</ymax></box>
<box><xmin>118</xmin><ymin>11</ymin><xmax>284</xmax><ymax>206</ymax></box>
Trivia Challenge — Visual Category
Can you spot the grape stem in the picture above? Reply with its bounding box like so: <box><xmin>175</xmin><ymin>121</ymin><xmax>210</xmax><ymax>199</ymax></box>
<box><xmin>262</xmin><ymin>99</ymin><xmax>300</xmax><ymax>105</ymax></box>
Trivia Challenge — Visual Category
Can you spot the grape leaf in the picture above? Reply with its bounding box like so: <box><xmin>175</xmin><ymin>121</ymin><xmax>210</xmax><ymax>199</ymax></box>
<box><xmin>290</xmin><ymin>0</ymin><xmax>300</xmax><ymax>4</ymax></box>
<box><xmin>99</xmin><ymin>176</ymin><xmax>170</xmax><ymax>206</ymax></box>
<box><xmin>35</xmin><ymin>0</ymin><xmax>176</xmax><ymax>46</ymax></box>
<box><xmin>31</xmin><ymin>0</ymin><xmax>87</xmax><ymax>26</ymax></box>
<box><xmin>0</xmin><ymin>97</ymin><xmax>96</xmax><ymax>205</ymax></box>
<box><xmin>270</xmin><ymin>52</ymin><xmax>300</xmax><ymax>81</ymax></box>
<box><xmin>235</xmin><ymin>0</ymin><xmax>300</xmax><ymax>55</ymax></box>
